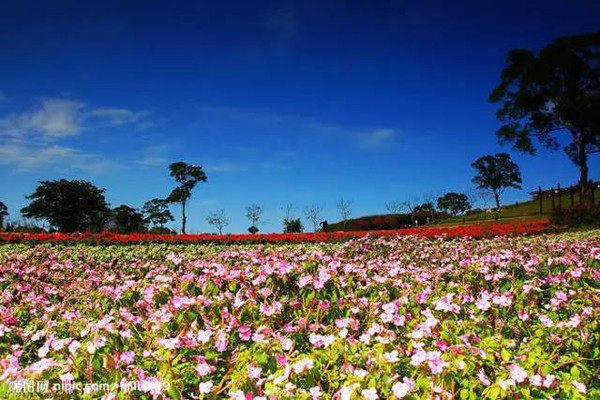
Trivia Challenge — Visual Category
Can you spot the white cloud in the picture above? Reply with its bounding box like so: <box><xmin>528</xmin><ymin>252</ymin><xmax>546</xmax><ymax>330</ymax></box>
<box><xmin>0</xmin><ymin>97</ymin><xmax>149</xmax><ymax>174</ymax></box>
<box><xmin>0</xmin><ymin>99</ymin><xmax>84</xmax><ymax>138</ymax></box>
<box><xmin>85</xmin><ymin>107</ymin><xmax>148</xmax><ymax>126</ymax></box>
<box><xmin>0</xmin><ymin>98</ymin><xmax>149</xmax><ymax>139</ymax></box>
<box><xmin>0</xmin><ymin>143</ymin><xmax>115</xmax><ymax>173</ymax></box>
<box><xmin>358</xmin><ymin>128</ymin><xmax>397</xmax><ymax>148</ymax></box>
<box><xmin>198</xmin><ymin>105</ymin><xmax>398</xmax><ymax>149</ymax></box>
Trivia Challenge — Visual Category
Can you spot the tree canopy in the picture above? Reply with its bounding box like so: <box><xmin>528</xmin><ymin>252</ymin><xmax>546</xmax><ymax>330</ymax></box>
<box><xmin>166</xmin><ymin>162</ymin><xmax>207</xmax><ymax>234</ymax></box>
<box><xmin>471</xmin><ymin>153</ymin><xmax>522</xmax><ymax>208</ymax></box>
<box><xmin>21</xmin><ymin>180</ymin><xmax>110</xmax><ymax>232</ymax></box>
<box><xmin>437</xmin><ymin>193</ymin><xmax>471</xmax><ymax>216</ymax></box>
<box><xmin>489</xmin><ymin>32</ymin><xmax>600</xmax><ymax>201</ymax></box>
<box><xmin>142</xmin><ymin>198</ymin><xmax>174</xmax><ymax>232</ymax></box>
<box><xmin>111</xmin><ymin>205</ymin><xmax>148</xmax><ymax>234</ymax></box>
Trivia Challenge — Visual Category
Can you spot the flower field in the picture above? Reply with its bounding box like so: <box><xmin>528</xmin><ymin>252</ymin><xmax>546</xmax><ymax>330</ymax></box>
<box><xmin>1</xmin><ymin>230</ymin><xmax>599</xmax><ymax>399</ymax></box>
<box><xmin>0</xmin><ymin>219</ymin><xmax>552</xmax><ymax>244</ymax></box>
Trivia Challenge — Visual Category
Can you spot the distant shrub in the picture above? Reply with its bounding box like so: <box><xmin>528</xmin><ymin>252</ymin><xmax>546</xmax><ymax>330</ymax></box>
<box><xmin>283</xmin><ymin>218</ymin><xmax>303</xmax><ymax>233</ymax></box>
<box><xmin>248</xmin><ymin>225</ymin><xmax>259</xmax><ymax>234</ymax></box>
<box><xmin>550</xmin><ymin>205</ymin><xmax>600</xmax><ymax>227</ymax></box>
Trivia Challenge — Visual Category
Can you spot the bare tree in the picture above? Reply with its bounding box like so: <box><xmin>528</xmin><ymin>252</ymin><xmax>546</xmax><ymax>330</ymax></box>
<box><xmin>245</xmin><ymin>204</ymin><xmax>263</xmax><ymax>228</ymax></box>
<box><xmin>303</xmin><ymin>204</ymin><xmax>324</xmax><ymax>232</ymax></box>
<box><xmin>282</xmin><ymin>203</ymin><xmax>296</xmax><ymax>221</ymax></box>
<box><xmin>402</xmin><ymin>198</ymin><xmax>419</xmax><ymax>226</ymax></box>
<box><xmin>336</xmin><ymin>198</ymin><xmax>352</xmax><ymax>226</ymax></box>
<box><xmin>385</xmin><ymin>200</ymin><xmax>403</xmax><ymax>214</ymax></box>
<box><xmin>206</xmin><ymin>209</ymin><xmax>229</xmax><ymax>234</ymax></box>
<box><xmin>421</xmin><ymin>192</ymin><xmax>437</xmax><ymax>222</ymax></box>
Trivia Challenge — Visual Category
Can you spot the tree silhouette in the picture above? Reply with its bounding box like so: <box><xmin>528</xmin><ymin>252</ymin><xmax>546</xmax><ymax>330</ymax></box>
<box><xmin>490</xmin><ymin>32</ymin><xmax>600</xmax><ymax>203</ymax></box>
<box><xmin>112</xmin><ymin>205</ymin><xmax>148</xmax><ymax>234</ymax></box>
<box><xmin>166</xmin><ymin>162</ymin><xmax>207</xmax><ymax>234</ymax></box>
<box><xmin>437</xmin><ymin>193</ymin><xmax>471</xmax><ymax>216</ymax></box>
<box><xmin>21</xmin><ymin>180</ymin><xmax>110</xmax><ymax>232</ymax></box>
<box><xmin>471</xmin><ymin>153</ymin><xmax>522</xmax><ymax>208</ymax></box>
<box><xmin>142</xmin><ymin>198</ymin><xmax>174</xmax><ymax>233</ymax></box>
<box><xmin>0</xmin><ymin>201</ymin><xmax>7</xmax><ymax>229</ymax></box>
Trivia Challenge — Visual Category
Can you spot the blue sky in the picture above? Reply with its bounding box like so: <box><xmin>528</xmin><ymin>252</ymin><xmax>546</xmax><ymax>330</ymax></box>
<box><xmin>1</xmin><ymin>0</ymin><xmax>599</xmax><ymax>233</ymax></box>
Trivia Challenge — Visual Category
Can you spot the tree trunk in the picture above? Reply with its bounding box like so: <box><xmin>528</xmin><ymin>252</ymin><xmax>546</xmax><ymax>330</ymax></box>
<box><xmin>493</xmin><ymin>190</ymin><xmax>500</xmax><ymax>209</ymax></box>
<box><xmin>578</xmin><ymin>144</ymin><xmax>589</xmax><ymax>205</ymax></box>
<box><xmin>181</xmin><ymin>201</ymin><xmax>187</xmax><ymax>234</ymax></box>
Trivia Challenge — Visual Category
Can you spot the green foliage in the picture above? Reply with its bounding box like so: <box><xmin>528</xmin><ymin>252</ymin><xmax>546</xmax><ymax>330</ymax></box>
<box><xmin>248</xmin><ymin>225</ymin><xmax>259</xmax><ymax>234</ymax></box>
<box><xmin>283</xmin><ymin>218</ymin><xmax>304</xmax><ymax>233</ymax></box>
<box><xmin>437</xmin><ymin>192</ymin><xmax>471</xmax><ymax>216</ymax></box>
<box><xmin>142</xmin><ymin>198</ymin><xmax>174</xmax><ymax>231</ymax></box>
<box><xmin>20</xmin><ymin>179</ymin><xmax>111</xmax><ymax>232</ymax></box>
<box><xmin>111</xmin><ymin>205</ymin><xmax>148</xmax><ymax>234</ymax></box>
<box><xmin>490</xmin><ymin>32</ymin><xmax>600</xmax><ymax>200</ymax></box>
<box><xmin>471</xmin><ymin>153</ymin><xmax>522</xmax><ymax>208</ymax></box>
<box><xmin>166</xmin><ymin>161</ymin><xmax>208</xmax><ymax>234</ymax></box>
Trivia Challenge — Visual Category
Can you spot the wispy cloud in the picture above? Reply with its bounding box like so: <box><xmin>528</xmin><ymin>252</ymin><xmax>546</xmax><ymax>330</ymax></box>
<box><xmin>198</xmin><ymin>105</ymin><xmax>398</xmax><ymax>149</ymax></box>
<box><xmin>0</xmin><ymin>97</ymin><xmax>151</xmax><ymax>173</ymax></box>
<box><xmin>0</xmin><ymin>143</ymin><xmax>115</xmax><ymax>173</ymax></box>
<box><xmin>85</xmin><ymin>107</ymin><xmax>148</xmax><ymax>127</ymax></box>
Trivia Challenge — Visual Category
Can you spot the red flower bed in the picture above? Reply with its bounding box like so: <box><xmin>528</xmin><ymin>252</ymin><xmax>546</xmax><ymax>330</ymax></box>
<box><xmin>0</xmin><ymin>220</ymin><xmax>555</xmax><ymax>244</ymax></box>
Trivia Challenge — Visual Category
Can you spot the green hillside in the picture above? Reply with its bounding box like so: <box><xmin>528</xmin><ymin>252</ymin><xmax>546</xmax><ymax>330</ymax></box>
<box><xmin>432</xmin><ymin>188</ymin><xmax>600</xmax><ymax>226</ymax></box>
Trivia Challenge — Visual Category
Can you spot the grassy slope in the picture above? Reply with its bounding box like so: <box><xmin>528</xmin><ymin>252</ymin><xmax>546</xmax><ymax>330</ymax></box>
<box><xmin>328</xmin><ymin>189</ymin><xmax>600</xmax><ymax>230</ymax></box>
<box><xmin>432</xmin><ymin>189</ymin><xmax>600</xmax><ymax>226</ymax></box>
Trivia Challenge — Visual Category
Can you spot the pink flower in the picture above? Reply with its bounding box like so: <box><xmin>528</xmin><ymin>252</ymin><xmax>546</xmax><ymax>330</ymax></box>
<box><xmin>196</xmin><ymin>362</ymin><xmax>212</xmax><ymax>376</ymax></box>
<box><xmin>247</xmin><ymin>364</ymin><xmax>262</xmax><ymax>379</ymax></box>
<box><xmin>197</xmin><ymin>329</ymin><xmax>212</xmax><ymax>344</ymax></box>
<box><xmin>310</xmin><ymin>386</ymin><xmax>322</xmax><ymax>399</ymax></box>
<box><xmin>215</xmin><ymin>330</ymin><xmax>228</xmax><ymax>352</ymax></box>
<box><xmin>361</xmin><ymin>388</ymin><xmax>379</xmax><ymax>400</ymax></box>
<box><xmin>198</xmin><ymin>381</ymin><xmax>213</xmax><ymax>394</ymax></box>
<box><xmin>238</xmin><ymin>326</ymin><xmax>251</xmax><ymax>341</ymax></box>
<box><xmin>292</xmin><ymin>358</ymin><xmax>313</xmax><ymax>374</ymax></box>
<box><xmin>120</xmin><ymin>351</ymin><xmax>135</xmax><ymax>366</ymax></box>
<box><xmin>508</xmin><ymin>364</ymin><xmax>527</xmax><ymax>383</ymax></box>
<box><xmin>543</xmin><ymin>374</ymin><xmax>556</xmax><ymax>388</ymax></box>
<box><xmin>391</xmin><ymin>382</ymin><xmax>410</xmax><ymax>398</ymax></box>
<box><xmin>572</xmin><ymin>380</ymin><xmax>586</xmax><ymax>394</ymax></box>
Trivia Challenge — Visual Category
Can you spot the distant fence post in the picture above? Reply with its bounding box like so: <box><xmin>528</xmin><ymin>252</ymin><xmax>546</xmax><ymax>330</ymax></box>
<box><xmin>538</xmin><ymin>186</ymin><xmax>543</xmax><ymax>214</ymax></box>
<box><xmin>557</xmin><ymin>183</ymin><xmax>562</xmax><ymax>209</ymax></box>
<box><xmin>570</xmin><ymin>190</ymin><xmax>574</xmax><ymax>207</ymax></box>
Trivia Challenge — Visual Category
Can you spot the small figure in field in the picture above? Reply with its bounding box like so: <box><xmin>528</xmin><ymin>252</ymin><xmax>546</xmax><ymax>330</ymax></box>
<box><xmin>320</xmin><ymin>220</ymin><xmax>328</xmax><ymax>232</ymax></box>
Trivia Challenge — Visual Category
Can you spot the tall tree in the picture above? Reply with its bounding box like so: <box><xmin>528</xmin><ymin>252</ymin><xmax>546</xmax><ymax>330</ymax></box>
<box><xmin>142</xmin><ymin>198</ymin><xmax>174</xmax><ymax>233</ymax></box>
<box><xmin>111</xmin><ymin>205</ymin><xmax>148</xmax><ymax>234</ymax></box>
<box><xmin>166</xmin><ymin>162</ymin><xmax>207</xmax><ymax>234</ymax></box>
<box><xmin>471</xmin><ymin>153</ymin><xmax>522</xmax><ymax>208</ymax></box>
<box><xmin>489</xmin><ymin>32</ymin><xmax>600</xmax><ymax>202</ymax></box>
<box><xmin>206</xmin><ymin>209</ymin><xmax>230</xmax><ymax>234</ymax></box>
<box><xmin>245</xmin><ymin>204</ymin><xmax>263</xmax><ymax>234</ymax></box>
<box><xmin>21</xmin><ymin>180</ymin><xmax>111</xmax><ymax>232</ymax></box>
<box><xmin>437</xmin><ymin>193</ymin><xmax>471</xmax><ymax>216</ymax></box>
<box><xmin>0</xmin><ymin>201</ymin><xmax>7</xmax><ymax>229</ymax></box>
